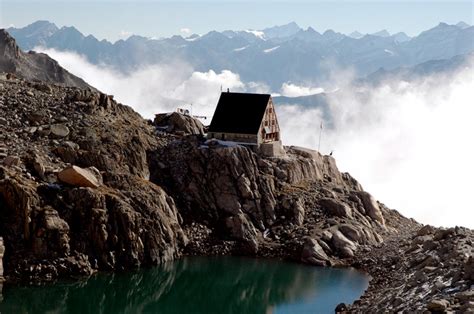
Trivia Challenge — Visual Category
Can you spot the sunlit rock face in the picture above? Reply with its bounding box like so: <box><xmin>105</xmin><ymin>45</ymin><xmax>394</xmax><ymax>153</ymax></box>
<box><xmin>150</xmin><ymin>136</ymin><xmax>394</xmax><ymax>261</ymax></box>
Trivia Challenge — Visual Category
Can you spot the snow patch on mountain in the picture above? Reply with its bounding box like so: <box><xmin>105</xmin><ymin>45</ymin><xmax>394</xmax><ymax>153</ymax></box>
<box><xmin>244</xmin><ymin>30</ymin><xmax>266</xmax><ymax>40</ymax></box>
<box><xmin>263</xmin><ymin>46</ymin><xmax>280</xmax><ymax>53</ymax></box>
<box><xmin>233</xmin><ymin>46</ymin><xmax>249</xmax><ymax>52</ymax></box>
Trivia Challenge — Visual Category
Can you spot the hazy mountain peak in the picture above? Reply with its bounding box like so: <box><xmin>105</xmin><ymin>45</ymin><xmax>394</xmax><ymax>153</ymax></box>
<box><xmin>349</xmin><ymin>31</ymin><xmax>364</xmax><ymax>39</ymax></box>
<box><xmin>262</xmin><ymin>22</ymin><xmax>301</xmax><ymax>39</ymax></box>
<box><xmin>371</xmin><ymin>29</ymin><xmax>390</xmax><ymax>37</ymax></box>
<box><xmin>58</xmin><ymin>26</ymin><xmax>84</xmax><ymax>37</ymax></box>
<box><xmin>323</xmin><ymin>29</ymin><xmax>336</xmax><ymax>35</ymax></box>
<box><xmin>6</xmin><ymin>20</ymin><xmax>59</xmax><ymax>50</ymax></box>
<box><xmin>186</xmin><ymin>34</ymin><xmax>200</xmax><ymax>40</ymax></box>
<box><xmin>456</xmin><ymin>21</ymin><xmax>470</xmax><ymax>29</ymax></box>
<box><xmin>392</xmin><ymin>32</ymin><xmax>411</xmax><ymax>43</ymax></box>
<box><xmin>199</xmin><ymin>30</ymin><xmax>231</xmax><ymax>42</ymax></box>
<box><xmin>24</xmin><ymin>20</ymin><xmax>58</xmax><ymax>30</ymax></box>
<box><xmin>125</xmin><ymin>34</ymin><xmax>149</xmax><ymax>42</ymax></box>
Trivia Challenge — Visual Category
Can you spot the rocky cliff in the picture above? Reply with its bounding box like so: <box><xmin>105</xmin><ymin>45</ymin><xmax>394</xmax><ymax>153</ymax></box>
<box><xmin>0</xmin><ymin>75</ymin><xmax>187</xmax><ymax>281</ymax></box>
<box><xmin>0</xmin><ymin>29</ymin><xmax>92</xmax><ymax>89</ymax></box>
<box><xmin>150</xmin><ymin>138</ymin><xmax>395</xmax><ymax>264</ymax></box>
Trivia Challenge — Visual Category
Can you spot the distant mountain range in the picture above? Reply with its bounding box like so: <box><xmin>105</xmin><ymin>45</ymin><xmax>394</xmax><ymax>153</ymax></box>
<box><xmin>6</xmin><ymin>20</ymin><xmax>474</xmax><ymax>90</ymax></box>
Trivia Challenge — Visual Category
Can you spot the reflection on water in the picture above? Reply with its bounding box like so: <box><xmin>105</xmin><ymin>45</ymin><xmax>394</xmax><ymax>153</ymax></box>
<box><xmin>0</xmin><ymin>256</ymin><xmax>369</xmax><ymax>314</ymax></box>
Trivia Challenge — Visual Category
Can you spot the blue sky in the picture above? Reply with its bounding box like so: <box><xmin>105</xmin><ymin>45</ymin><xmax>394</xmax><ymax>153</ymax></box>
<box><xmin>1</xmin><ymin>1</ymin><xmax>473</xmax><ymax>41</ymax></box>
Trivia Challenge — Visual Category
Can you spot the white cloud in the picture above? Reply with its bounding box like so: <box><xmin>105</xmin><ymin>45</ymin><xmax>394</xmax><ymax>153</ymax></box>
<box><xmin>247</xmin><ymin>81</ymin><xmax>271</xmax><ymax>94</ymax></box>
<box><xmin>180</xmin><ymin>28</ymin><xmax>191</xmax><ymax>35</ymax></box>
<box><xmin>277</xmin><ymin>58</ymin><xmax>474</xmax><ymax>228</ymax></box>
<box><xmin>34</xmin><ymin>48</ymin><xmax>267</xmax><ymax>119</ymax></box>
<box><xmin>170</xmin><ymin>69</ymin><xmax>246</xmax><ymax>117</ymax></box>
<box><xmin>0</xmin><ymin>23</ymin><xmax>15</xmax><ymax>28</ymax></box>
<box><xmin>280</xmin><ymin>82</ymin><xmax>325</xmax><ymax>97</ymax></box>
<box><xmin>118</xmin><ymin>30</ymin><xmax>133</xmax><ymax>38</ymax></box>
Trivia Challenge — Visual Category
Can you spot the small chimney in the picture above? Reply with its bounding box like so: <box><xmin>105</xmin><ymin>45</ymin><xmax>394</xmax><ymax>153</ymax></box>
<box><xmin>227</xmin><ymin>88</ymin><xmax>230</xmax><ymax>93</ymax></box>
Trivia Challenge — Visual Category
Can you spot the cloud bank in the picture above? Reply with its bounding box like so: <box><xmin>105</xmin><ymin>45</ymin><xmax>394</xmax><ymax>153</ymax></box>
<box><xmin>37</xmin><ymin>48</ymin><xmax>259</xmax><ymax>118</ymax></box>
<box><xmin>39</xmin><ymin>47</ymin><xmax>474</xmax><ymax>228</ymax></box>
<box><xmin>280</xmin><ymin>83</ymin><xmax>324</xmax><ymax>97</ymax></box>
<box><xmin>277</xmin><ymin>60</ymin><xmax>474</xmax><ymax>228</ymax></box>
<box><xmin>180</xmin><ymin>28</ymin><xmax>191</xmax><ymax>35</ymax></box>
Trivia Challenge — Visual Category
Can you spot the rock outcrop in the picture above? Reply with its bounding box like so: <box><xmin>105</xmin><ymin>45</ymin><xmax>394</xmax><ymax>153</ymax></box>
<box><xmin>0</xmin><ymin>29</ymin><xmax>92</xmax><ymax>89</ymax></box>
<box><xmin>57</xmin><ymin>165</ymin><xmax>102</xmax><ymax>188</ymax></box>
<box><xmin>150</xmin><ymin>136</ymin><xmax>396</xmax><ymax>265</ymax></box>
<box><xmin>154</xmin><ymin>112</ymin><xmax>205</xmax><ymax>136</ymax></box>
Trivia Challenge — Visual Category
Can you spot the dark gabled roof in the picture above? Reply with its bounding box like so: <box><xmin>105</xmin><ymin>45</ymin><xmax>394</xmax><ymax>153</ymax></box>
<box><xmin>208</xmin><ymin>92</ymin><xmax>271</xmax><ymax>134</ymax></box>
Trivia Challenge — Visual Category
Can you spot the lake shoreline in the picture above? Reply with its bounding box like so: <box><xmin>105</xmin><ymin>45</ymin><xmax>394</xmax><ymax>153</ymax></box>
<box><xmin>1</xmin><ymin>223</ymin><xmax>473</xmax><ymax>312</ymax></box>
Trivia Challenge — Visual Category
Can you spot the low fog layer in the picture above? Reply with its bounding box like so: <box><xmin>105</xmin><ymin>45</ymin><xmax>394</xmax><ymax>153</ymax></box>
<box><xmin>39</xmin><ymin>48</ymin><xmax>474</xmax><ymax>228</ymax></box>
<box><xmin>36</xmin><ymin>48</ymin><xmax>271</xmax><ymax>119</ymax></box>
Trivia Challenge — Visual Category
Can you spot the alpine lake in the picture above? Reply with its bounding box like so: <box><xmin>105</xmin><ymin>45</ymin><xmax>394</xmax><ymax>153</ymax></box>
<box><xmin>0</xmin><ymin>256</ymin><xmax>369</xmax><ymax>314</ymax></box>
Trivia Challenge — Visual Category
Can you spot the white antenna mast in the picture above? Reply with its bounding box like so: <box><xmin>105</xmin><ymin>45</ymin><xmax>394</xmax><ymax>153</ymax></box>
<box><xmin>318</xmin><ymin>121</ymin><xmax>323</xmax><ymax>152</ymax></box>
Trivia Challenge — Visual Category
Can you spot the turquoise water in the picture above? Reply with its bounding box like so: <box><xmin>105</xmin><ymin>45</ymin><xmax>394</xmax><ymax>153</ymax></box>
<box><xmin>0</xmin><ymin>256</ymin><xmax>369</xmax><ymax>314</ymax></box>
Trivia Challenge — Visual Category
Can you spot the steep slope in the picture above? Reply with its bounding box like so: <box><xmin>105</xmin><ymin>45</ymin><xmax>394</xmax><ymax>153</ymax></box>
<box><xmin>0</xmin><ymin>29</ymin><xmax>92</xmax><ymax>89</ymax></box>
<box><xmin>0</xmin><ymin>76</ymin><xmax>187</xmax><ymax>281</ymax></box>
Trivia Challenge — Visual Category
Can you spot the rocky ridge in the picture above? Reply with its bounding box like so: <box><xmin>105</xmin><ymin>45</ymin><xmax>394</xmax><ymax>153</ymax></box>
<box><xmin>0</xmin><ymin>29</ymin><xmax>92</xmax><ymax>89</ymax></box>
